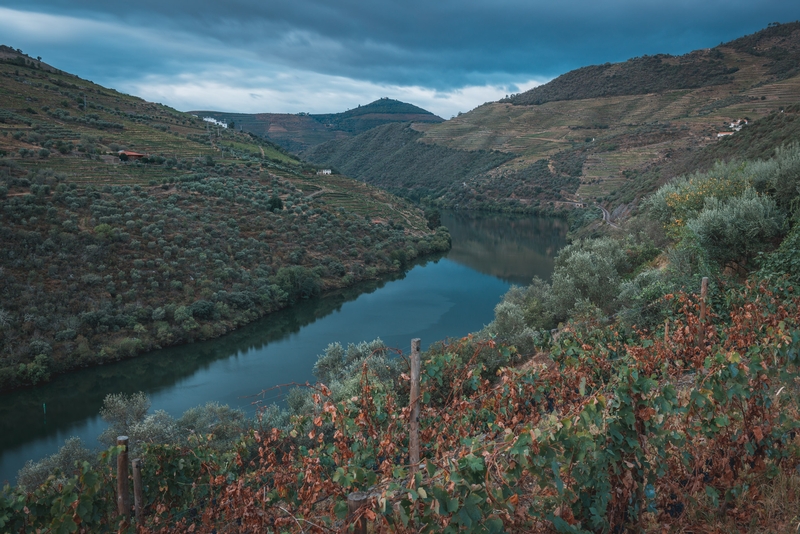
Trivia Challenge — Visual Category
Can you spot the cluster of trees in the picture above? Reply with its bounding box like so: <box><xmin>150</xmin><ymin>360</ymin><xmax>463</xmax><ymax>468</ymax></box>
<box><xmin>439</xmin><ymin>158</ymin><xmax>581</xmax><ymax>213</ymax></box>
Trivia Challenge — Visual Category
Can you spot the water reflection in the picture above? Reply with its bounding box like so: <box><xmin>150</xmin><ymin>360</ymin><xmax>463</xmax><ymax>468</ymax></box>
<box><xmin>442</xmin><ymin>211</ymin><xmax>567</xmax><ymax>285</ymax></box>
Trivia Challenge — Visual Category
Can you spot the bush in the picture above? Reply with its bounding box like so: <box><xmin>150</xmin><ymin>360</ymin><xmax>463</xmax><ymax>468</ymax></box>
<box><xmin>686</xmin><ymin>188</ymin><xmax>785</xmax><ymax>269</ymax></box>
<box><xmin>16</xmin><ymin>437</ymin><xmax>95</xmax><ymax>492</ymax></box>
<box><xmin>483</xmin><ymin>285</ymin><xmax>545</xmax><ymax>354</ymax></box>
<box><xmin>549</xmin><ymin>237</ymin><xmax>628</xmax><ymax>320</ymax></box>
<box><xmin>177</xmin><ymin>402</ymin><xmax>248</xmax><ymax>448</ymax></box>
<box><xmin>758</xmin><ymin>220</ymin><xmax>800</xmax><ymax>283</ymax></box>
<box><xmin>98</xmin><ymin>391</ymin><xmax>151</xmax><ymax>447</ymax></box>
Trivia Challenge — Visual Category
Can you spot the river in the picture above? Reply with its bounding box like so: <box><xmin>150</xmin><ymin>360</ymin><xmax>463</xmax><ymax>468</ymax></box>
<box><xmin>0</xmin><ymin>211</ymin><xmax>567</xmax><ymax>485</ymax></box>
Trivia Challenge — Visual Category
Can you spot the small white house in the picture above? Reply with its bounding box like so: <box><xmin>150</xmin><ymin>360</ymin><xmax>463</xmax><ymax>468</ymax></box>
<box><xmin>203</xmin><ymin>117</ymin><xmax>228</xmax><ymax>128</ymax></box>
<box><xmin>316</xmin><ymin>169</ymin><xmax>332</xmax><ymax>175</ymax></box>
<box><xmin>729</xmin><ymin>119</ymin><xmax>748</xmax><ymax>131</ymax></box>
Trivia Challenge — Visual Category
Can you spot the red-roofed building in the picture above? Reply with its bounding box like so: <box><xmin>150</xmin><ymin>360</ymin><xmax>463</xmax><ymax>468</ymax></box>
<box><xmin>118</xmin><ymin>150</ymin><xmax>145</xmax><ymax>161</ymax></box>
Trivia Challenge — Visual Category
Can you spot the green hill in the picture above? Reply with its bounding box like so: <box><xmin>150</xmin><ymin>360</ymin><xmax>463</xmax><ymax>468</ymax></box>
<box><xmin>304</xmin><ymin>23</ymin><xmax>800</xmax><ymax>217</ymax></box>
<box><xmin>0</xmin><ymin>48</ymin><xmax>450</xmax><ymax>393</ymax></box>
<box><xmin>302</xmin><ymin>122</ymin><xmax>514</xmax><ymax>202</ymax></box>
<box><xmin>193</xmin><ymin>98</ymin><xmax>443</xmax><ymax>152</ymax></box>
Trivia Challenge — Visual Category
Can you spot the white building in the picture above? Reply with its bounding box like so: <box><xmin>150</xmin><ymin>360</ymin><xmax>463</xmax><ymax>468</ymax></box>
<box><xmin>203</xmin><ymin>117</ymin><xmax>228</xmax><ymax>128</ymax></box>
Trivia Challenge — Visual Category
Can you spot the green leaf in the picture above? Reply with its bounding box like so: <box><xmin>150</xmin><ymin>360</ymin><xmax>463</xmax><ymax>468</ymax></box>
<box><xmin>551</xmin><ymin>461</ymin><xmax>564</xmax><ymax>495</ymax></box>
<box><xmin>457</xmin><ymin>507</ymin><xmax>474</xmax><ymax>528</ymax></box>
<box><xmin>334</xmin><ymin>500</ymin><xmax>348</xmax><ymax>519</ymax></box>
<box><xmin>485</xmin><ymin>516</ymin><xmax>504</xmax><ymax>533</ymax></box>
<box><xmin>705</xmin><ymin>485</ymin><xmax>720</xmax><ymax>508</ymax></box>
<box><xmin>398</xmin><ymin>502</ymin><xmax>410</xmax><ymax>526</ymax></box>
<box><xmin>446</xmin><ymin>497</ymin><xmax>460</xmax><ymax>514</ymax></box>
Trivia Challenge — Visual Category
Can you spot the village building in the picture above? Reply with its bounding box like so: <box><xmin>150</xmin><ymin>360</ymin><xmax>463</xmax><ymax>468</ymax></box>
<box><xmin>118</xmin><ymin>150</ymin><xmax>146</xmax><ymax>160</ymax></box>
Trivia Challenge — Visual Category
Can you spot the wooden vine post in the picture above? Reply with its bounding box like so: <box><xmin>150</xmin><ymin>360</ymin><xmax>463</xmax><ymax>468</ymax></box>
<box><xmin>132</xmin><ymin>458</ymin><xmax>144</xmax><ymax>523</ymax></box>
<box><xmin>116</xmin><ymin>436</ymin><xmax>130</xmax><ymax>522</ymax></box>
<box><xmin>409</xmin><ymin>338</ymin><xmax>421</xmax><ymax>478</ymax></box>
<box><xmin>698</xmin><ymin>277</ymin><xmax>709</xmax><ymax>346</ymax></box>
<box><xmin>347</xmin><ymin>491</ymin><xmax>369</xmax><ymax>534</ymax></box>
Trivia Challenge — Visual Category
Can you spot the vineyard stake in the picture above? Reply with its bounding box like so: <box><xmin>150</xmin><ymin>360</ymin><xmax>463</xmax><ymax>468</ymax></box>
<box><xmin>664</xmin><ymin>319</ymin><xmax>669</xmax><ymax>345</ymax></box>
<box><xmin>132</xmin><ymin>458</ymin><xmax>144</xmax><ymax>523</ymax></box>
<box><xmin>698</xmin><ymin>277</ymin><xmax>708</xmax><ymax>346</ymax></box>
<box><xmin>347</xmin><ymin>491</ymin><xmax>368</xmax><ymax>534</ymax></box>
<box><xmin>116</xmin><ymin>436</ymin><xmax>131</xmax><ymax>522</ymax></box>
<box><xmin>409</xmin><ymin>338</ymin><xmax>421</xmax><ymax>477</ymax></box>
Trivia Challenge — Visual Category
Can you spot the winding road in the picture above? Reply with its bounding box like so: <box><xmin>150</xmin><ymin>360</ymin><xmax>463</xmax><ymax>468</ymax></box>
<box><xmin>596</xmin><ymin>204</ymin><xmax>619</xmax><ymax>228</ymax></box>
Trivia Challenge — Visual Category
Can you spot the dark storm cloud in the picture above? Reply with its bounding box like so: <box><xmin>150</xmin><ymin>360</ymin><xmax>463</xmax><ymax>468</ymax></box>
<box><xmin>10</xmin><ymin>0</ymin><xmax>800</xmax><ymax>89</ymax></box>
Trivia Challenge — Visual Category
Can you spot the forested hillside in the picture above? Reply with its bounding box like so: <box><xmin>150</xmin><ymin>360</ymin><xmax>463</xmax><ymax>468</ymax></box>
<box><xmin>303</xmin><ymin>123</ymin><xmax>514</xmax><ymax>202</ymax></box>
<box><xmin>0</xmin><ymin>50</ymin><xmax>450</xmax><ymax>393</ymax></box>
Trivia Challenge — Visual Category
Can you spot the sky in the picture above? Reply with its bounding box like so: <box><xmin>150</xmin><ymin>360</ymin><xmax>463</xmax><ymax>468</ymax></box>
<box><xmin>1</xmin><ymin>1</ymin><xmax>798</xmax><ymax>119</ymax></box>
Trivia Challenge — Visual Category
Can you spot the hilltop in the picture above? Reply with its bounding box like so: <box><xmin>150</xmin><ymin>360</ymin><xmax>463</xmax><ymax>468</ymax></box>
<box><xmin>194</xmin><ymin>98</ymin><xmax>444</xmax><ymax>152</ymax></box>
<box><xmin>0</xmin><ymin>49</ymin><xmax>450</xmax><ymax>393</ymax></box>
<box><xmin>304</xmin><ymin>22</ymin><xmax>800</xmax><ymax>221</ymax></box>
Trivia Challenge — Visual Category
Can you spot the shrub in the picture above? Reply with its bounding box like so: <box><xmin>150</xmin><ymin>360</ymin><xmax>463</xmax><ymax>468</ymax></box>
<box><xmin>177</xmin><ymin>402</ymin><xmax>248</xmax><ymax>448</ymax></box>
<box><xmin>686</xmin><ymin>188</ymin><xmax>785</xmax><ymax>269</ymax></box>
<box><xmin>16</xmin><ymin>437</ymin><xmax>95</xmax><ymax>492</ymax></box>
<box><xmin>97</xmin><ymin>391</ymin><xmax>150</xmax><ymax>447</ymax></box>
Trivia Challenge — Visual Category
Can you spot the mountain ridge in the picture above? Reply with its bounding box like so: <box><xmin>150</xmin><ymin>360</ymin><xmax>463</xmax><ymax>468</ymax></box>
<box><xmin>193</xmin><ymin>97</ymin><xmax>443</xmax><ymax>152</ymax></box>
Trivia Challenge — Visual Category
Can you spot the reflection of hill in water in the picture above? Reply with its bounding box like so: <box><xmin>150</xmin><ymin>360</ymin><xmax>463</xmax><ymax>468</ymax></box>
<box><xmin>442</xmin><ymin>211</ymin><xmax>568</xmax><ymax>285</ymax></box>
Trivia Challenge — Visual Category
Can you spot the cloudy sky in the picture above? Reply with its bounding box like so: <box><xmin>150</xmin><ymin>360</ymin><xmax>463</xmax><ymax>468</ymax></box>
<box><xmin>1</xmin><ymin>1</ymin><xmax>798</xmax><ymax>118</ymax></box>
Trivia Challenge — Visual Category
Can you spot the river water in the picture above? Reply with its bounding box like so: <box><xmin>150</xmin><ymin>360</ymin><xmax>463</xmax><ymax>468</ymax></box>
<box><xmin>0</xmin><ymin>211</ymin><xmax>567</xmax><ymax>485</ymax></box>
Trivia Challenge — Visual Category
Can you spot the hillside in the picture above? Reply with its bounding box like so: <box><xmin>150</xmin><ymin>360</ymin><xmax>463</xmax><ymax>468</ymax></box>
<box><xmin>303</xmin><ymin>122</ymin><xmax>514</xmax><ymax>201</ymax></box>
<box><xmin>304</xmin><ymin>22</ymin><xmax>800</xmax><ymax>218</ymax></box>
<box><xmin>194</xmin><ymin>98</ymin><xmax>444</xmax><ymax>152</ymax></box>
<box><xmin>0</xmin><ymin>49</ymin><xmax>450</xmax><ymax>393</ymax></box>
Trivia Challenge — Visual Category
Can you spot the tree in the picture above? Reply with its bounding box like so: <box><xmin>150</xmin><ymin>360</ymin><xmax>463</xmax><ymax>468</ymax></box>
<box><xmin>687</xmin><ymin>188</ymin><xmax>784</xmax><ymax>270</ymax></box>
<box><xmin>425</xmin><ymin>208</ymin><xmax>441</xmax><ymax>230</ymax></box>
<box><xmin>268</xmin><ymin>194</ymin><xmax>283</xmax><ymax>212</ymax></box>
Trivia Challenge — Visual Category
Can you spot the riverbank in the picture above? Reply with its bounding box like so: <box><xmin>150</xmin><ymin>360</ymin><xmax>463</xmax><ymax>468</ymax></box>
<box><xmin>0</xmin><ymin>195</ymin><xmax>451</xmax><ymax>395</ymax></box>
<box><xmin>0</xmin><ymin>211</ymin><xmax>567</xmax><ymax>484</ymax></box>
